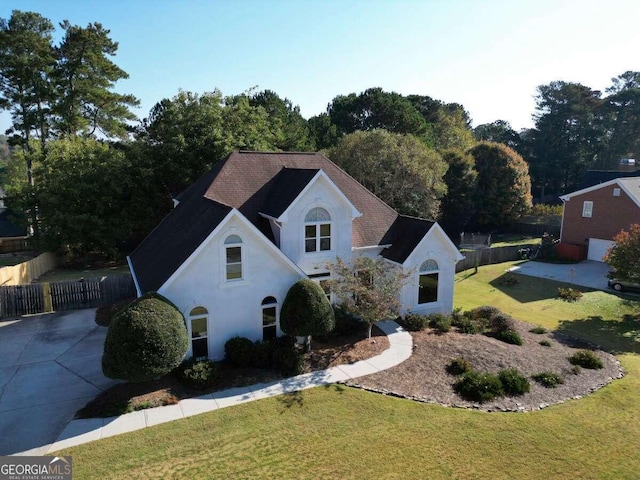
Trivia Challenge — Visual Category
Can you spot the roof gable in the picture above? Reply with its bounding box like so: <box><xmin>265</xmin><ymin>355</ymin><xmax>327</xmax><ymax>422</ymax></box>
<box><xmin>202</xmin><ymin>151</ymin><xmax>398</xmax><ymax>247</ymax></box>
<box><xmin>272</xmin><ymin>170</ymin><xmax>361</xmax><ymax>222</ymax></box>
<box><xmin>561</xmin><ymin>177</ymin><xmax>640</xmax><ymax>208</ymax></box>
<box><xmin>158</xmin><ymin>209</ymin><xmax>306</xmax><ymax>294</ymax></box>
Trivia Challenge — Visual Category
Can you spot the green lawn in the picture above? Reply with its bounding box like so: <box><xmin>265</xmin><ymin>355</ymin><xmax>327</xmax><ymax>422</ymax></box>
<box><xmin>490</xmin><ymin>234</ymin><xmax>541</xmax><ymax>247</ymax></box>
<box><xmin>58</xmin><ymin>262</ymin><xmax>640</xmax><ymax>479</ymax></box>
<box><xmin>33</xmin><ymin>265</ymin><xmax>130</xmax><ymax>283</ymax></box>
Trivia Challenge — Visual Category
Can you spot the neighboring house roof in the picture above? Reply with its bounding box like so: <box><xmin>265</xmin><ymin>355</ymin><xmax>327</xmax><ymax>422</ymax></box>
<box><xmin>130</xmin><ymin>150</ymin><xmax>440</xmax><ymax>292</ymax></box>
<box><xmin>0</xmin><ymin>210</ymin><xmax>27</xmax><ymax>237</ymax></box>
<box><xmin>560</xmin><ymin>177</ymin><xmax>640</xmax><ymax>208</ymax></box>
<box><xmin>579</xmin><ymin>169</ymin><xmax>640</xmax><ymax>190</ymax></box>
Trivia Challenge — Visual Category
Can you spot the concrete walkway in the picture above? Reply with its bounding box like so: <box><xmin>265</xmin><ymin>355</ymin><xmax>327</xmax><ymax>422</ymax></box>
<box><xmin>26</xmin><ymin>320</ymin><xmax>412</xmax><ymax>455</ymax></box>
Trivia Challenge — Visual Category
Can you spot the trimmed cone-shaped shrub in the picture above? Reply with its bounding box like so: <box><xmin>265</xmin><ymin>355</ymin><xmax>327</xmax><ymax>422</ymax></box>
<box><xmin>281</xmin><ymin>279</ymin><xmax>335</xmax><ymax>338</ymax></box>
<box><xmin>102</xmin><ymin>293</ymin><xmax>189</xmax><ymax>382</ymax></box>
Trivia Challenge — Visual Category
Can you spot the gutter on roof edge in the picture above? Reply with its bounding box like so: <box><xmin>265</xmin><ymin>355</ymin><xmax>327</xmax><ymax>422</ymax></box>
<box><xmin>126</xmin><ymin>256</ymin><xmax>142</xmax><ymax>297</ymax></box>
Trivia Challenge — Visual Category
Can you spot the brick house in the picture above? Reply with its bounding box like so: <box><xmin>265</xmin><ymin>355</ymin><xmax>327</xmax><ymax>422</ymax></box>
<box><xmin>559</xmin><ymin>177</ymin><xmax>640</xmax><ymax>261</ymax></box>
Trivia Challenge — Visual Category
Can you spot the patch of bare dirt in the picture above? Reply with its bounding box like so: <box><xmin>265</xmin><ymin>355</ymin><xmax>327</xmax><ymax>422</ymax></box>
<box><xmin>346</xmin><ymin>320</ymin><xmax>623</xmax><ymax>411</ymax></box>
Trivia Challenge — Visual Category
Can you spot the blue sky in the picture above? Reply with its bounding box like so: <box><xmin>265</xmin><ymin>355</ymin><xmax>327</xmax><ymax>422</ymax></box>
<box><xmin>2</xmin><ymin>0</ymin><xmax>640</xmax><ymax>135</ymax></box>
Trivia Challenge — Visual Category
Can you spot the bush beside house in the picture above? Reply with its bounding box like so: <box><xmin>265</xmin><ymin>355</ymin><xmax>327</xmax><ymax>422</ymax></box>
<box><xmin>102</xmin><ymin>293</ymin><xmax>189</xmax><ymax>382</ymax></box>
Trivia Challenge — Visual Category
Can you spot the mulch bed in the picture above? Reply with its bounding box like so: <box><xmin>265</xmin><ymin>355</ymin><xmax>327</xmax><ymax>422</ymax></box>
<box><xmin>345</xmin><ymin>320</ymin><xmax>623</xmax><ymax>412</ymax></box>
<box><xmin>77</xmin><ymin>327</ymin><xmax>388</xmax><ymax>418</ymax></box>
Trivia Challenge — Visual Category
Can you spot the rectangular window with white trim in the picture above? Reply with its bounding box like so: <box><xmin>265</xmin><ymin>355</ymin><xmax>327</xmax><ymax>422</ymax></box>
<box><xmin>582</xmin><ymin>201</ymin><xmax>593</xmax><ymax>218</ymax></box>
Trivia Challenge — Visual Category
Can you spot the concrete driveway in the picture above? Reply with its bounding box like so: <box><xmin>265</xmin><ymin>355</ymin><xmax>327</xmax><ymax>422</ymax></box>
<box><xmin>509</xmin><ymin>260</ymin><xmax>612</xmax><ymax>291</ymax></box>
<box><xmin>0</xmin><ymin>309</ymin><xmax>118</xmax><ymax>455</ymax></box>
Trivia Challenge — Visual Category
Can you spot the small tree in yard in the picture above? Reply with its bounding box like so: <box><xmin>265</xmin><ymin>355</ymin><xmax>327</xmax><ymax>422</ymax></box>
<box><xmin>102</xmin><ymin>293</ymin><xmax>189</xmax><ymax>382</ymax></box>
<box><xmin>280</xmin><ymin>279</ymin><xmax>335</xmax><ymax>351</ymax></box>
<box><xmin>328</xmin><ymin>256</ymin><xmax>411</xmax><ymax>339</ymax></box>
<box><xmin>604</xmin><ymin>224</ymin><xmax>640</xmax><ymax>282</ymax></box>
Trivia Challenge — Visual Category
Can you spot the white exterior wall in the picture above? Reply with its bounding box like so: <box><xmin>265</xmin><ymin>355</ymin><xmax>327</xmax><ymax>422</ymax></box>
<box><xmin>159</xmin><ymin>215</ymin><xmax>303</xmax><ymax>360</ymax></box>
<box><xmin>399</xmin><ymin>226</ymin><xmax>460</xmax><ymax>315</ymax></box>
<box><xmin>279</xmin><ymin>176</ymin><xmax>355</xmax><ymax>275</ymax></box>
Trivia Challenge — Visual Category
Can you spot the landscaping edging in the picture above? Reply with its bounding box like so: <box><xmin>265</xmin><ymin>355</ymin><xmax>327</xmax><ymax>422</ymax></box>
<box><xmin>343</xmin><ymin>322</ymin><xmax>625</xmax><ymax>413</ymax></box>
<box><xmin>345</xmin><ymin>359</ymin><xmax>624</xmax><ymax>412</ymax></box>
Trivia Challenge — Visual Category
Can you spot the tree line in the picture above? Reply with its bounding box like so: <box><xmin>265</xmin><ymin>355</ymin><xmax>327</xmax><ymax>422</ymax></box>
<box><xmin>0</xmin><ymin>10</ymin><xmax>636</xmax><ymax>258</ymax></box>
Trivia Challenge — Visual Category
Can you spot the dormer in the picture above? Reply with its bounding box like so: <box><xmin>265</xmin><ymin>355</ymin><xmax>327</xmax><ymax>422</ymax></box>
<box><xmin>259</xmin><ymin>168</ymin><xmax>361</xmax><ymax>274</ymax></box>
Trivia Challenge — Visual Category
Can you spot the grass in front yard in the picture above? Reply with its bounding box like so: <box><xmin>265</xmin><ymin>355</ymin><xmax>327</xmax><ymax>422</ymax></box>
<box><xmin>33</xmin><ymin>264</ymin><xmax>130</xmax><ymax>283</ymax></box>
<box><xmin>455</xmin><ymin>261</ymin><xmax>639</xmax><ymax>353</ymax></box>
<box><xmin>57</xmin><ymin>261</ymin><xmax>640</xmax><ymax>479</ymax></box>
<box><xmin>59</xmin><ymin>358</ymin><xmax>640</xmax><ymax>479</ymax></box>
<box><xmin>490</xmin><ymin>234</ymin><xmax>541</xmax><ymax>247</ymax></box>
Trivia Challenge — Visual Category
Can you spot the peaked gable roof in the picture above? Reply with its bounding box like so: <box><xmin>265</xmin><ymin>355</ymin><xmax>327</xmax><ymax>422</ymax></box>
<box><xmin>130</xmin><ymin>151</ymin><xmax>445</xmax><ymax>292</ymax></box>
<box><xmin>200</xmin><ymin>151</ymin><xmax>398</xmax><ymax>247</ymax></box>
<box><xmin>560</xmin><ymin>177</ymin><xmax>640</xmax><ymax>208</ymax></box>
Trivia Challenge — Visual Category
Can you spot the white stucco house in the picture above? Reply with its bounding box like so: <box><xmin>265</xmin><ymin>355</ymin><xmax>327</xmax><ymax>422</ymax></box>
<box><xmin>128</xmin><ymin>151</ymin><xmax>463</xmax><ymax>360</ymax></box>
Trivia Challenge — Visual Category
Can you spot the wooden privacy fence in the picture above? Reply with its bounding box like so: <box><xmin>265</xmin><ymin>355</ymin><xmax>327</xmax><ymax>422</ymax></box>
<box><xmin>0</xmin><ymin>252</ymin><xmax>64</xmax><ymax>286</ymax></box>
<box><xmin>456</xmin><ymin>244</ymin><xmax>536</xmax><ymax>273</ymax></box>
<box><xmin>0</xmin><ymin>274</ymin><xmax>136</xmax><ymax>319</ymax></box>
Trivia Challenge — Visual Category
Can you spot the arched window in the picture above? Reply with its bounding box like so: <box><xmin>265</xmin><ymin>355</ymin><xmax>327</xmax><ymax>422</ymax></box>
<box><xmin>418</xmin><ymin>259</ymin><xmax>439</xmax><ymax>304</ymax></box>
<box><xmin>224</xmin><ymin>235</ymin><xmax>243</xmax><ymax>280</ymax></box>
<box><xmin>304</xmin><ymin>207</ymin><xmax>331</xmax><ymax>253</ymax></box>
<box><xmin>189</xmin><ymin>307</ymin><xmax>209</xmax><ymax>358</ymax></box>
<box><xmin>261</xmin><ymin>296</ymin><xmax>277</xmax><ymax>340</ymax></box>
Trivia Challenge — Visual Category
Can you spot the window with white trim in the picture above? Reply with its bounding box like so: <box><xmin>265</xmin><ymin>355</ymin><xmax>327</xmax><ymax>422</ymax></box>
<box><xmin>304</xmin><ymin>207</ymin><xmax>331</xmax><ymax>253</ymax></box>
<box><xmin>189</xmin><ymin>306</ymin><xmax>209</xmax><ymax>359</ymax></box>
<box><xmin>418</xmin><ymin>259</ymin><xmax>439</xmax><ymax>304</ymax></box>
<box><xmin>261</xmin><ymin>296</ymin><xmax>277</xmax><ymax>340</ymax></box>
<box><xmin>582</xmin><ymin>201</ymin><xmax>593</xmax><ymax>218</ymax></box>
<box><xmin>224</xmin><ymin>235</ymin><xmax>243</xmax><ymax>280</ymax></box>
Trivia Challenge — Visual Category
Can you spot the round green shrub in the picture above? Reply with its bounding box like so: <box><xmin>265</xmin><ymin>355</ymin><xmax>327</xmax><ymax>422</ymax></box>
<box><xmin>532</xmin><ymin>372</ymin><xmax>565</xmax><ymax>388</ymax></box>
<box><xmin>529</xmin><ymin>325</ymin><xmax>547</xmax><ymax>334</ymax></box>
<box><xmin>281</xmin><ymin>279</ymin><xmax>335</xmax><ymax>338</ymax></box>
<box><xmin>428</xmin><ymin>313</ymin><xmax>451</xmax><ymax>333</ymax></box>
<box><xmin>332</xmin><ymin>305</ymin><xmax>365</xmax><ymax>336</ymax></box>
<box><xmin>471</xmin><ymin>305</ymin><xmax>502</xmax><ymax>321</ymax></box>
<box><xmin>102</xmin><ymin>293</ymin><xmax>189</xmax><ymax>383</ymax></box>
<box><xmin>271</xmin><ymin>336</ymin><xmax>303</xmax><ymax>376</ymax></box>
<box><xmin>456</xmin><ymin>317</ymin><xmax>483</xmax><ymax>334</ymax></box>
<box><xmin>490</xmin><ymin>313</ymin><xmax>514</xmax><ymax>333</ymax></box>
<box><xmin>176</xmin><ymin>357</ymin><xmax>219</xmax><ymax>389</ymax></box>
<box><xmin>498</xmin><ymin>368</ymin><xmax>530</xmax><ymax>396</ymax></box>
<box><xmin>402</xmin><ymin>314</ymin><xmax>429</xmax><ymax>332</ymax></box>
<box><xmin>224</xmin><ymin>336</ymin><xmax>255</xmax><ymax>367</ymax></box>
<box><xmin>494</xmin><ymin>328</ymin><xmax>523</xmax><ymax>346</ymax></box>
<box><xmin>252</xmin><ymin>340</ymin><xmax>274</xmax><ymax>368</ymax></box>
<box><xmin>454</xmin><ymin>371</ymin><xmax>504</xmax><ymax>402</ymax></box>
<box><xmin>447</xmin><ymin>357</ymin><xmax>473</xmax><ymax>376</ymax></box>
<box><xmin>568</xmin><ymin>350</ymin><xmax>603</xmax><ymax>369</ymax></box>
<box><xmin>539</xmin><ymin>340</ymin><xmax>552</xmax><ymax>347</ymax></box>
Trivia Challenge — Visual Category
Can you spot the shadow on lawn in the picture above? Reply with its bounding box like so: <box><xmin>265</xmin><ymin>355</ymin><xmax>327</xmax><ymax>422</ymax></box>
<box><xmin>554</xmin><ymin>314</ymin><xmax>640</xmax><ymax>355</ymax></box>
<box><xmin>277</xmin><ymin>383</ymin><xmax>345</xmax><ymax>411</ymax></box>
<box><xmin>487</xmin><ymin>271</ymin><xmax>586</xmax><ymax>304</ymax></box>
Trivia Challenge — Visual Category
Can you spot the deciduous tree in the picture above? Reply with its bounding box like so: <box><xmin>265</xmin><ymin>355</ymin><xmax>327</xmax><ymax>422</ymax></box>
<box><xmin>468</xmin><ymin>142</ymin><xmax>532</xmax><ymax>228</ymax></box>
<box><xmin>328</xmin><ymin>256</ymin><xmax>410</xmax><ymax>339</ymax></box>
<box><xmin>325</xmin><ymin>129</ymin><xmax>447</xmax><ymax>220</ymax></box>
<box><xmin>439</xmin><ymin>149</ymin><xmax>477</xmax><ymax>233</ymax></box>
<box><xmin>604</xmin><ymin>224</ymin><xmax>640</xmax><ymax>282</ymax></box>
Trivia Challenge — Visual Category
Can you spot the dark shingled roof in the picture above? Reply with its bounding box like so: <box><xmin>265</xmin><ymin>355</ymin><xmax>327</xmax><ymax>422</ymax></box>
<box><xmin>130</xmin><ymin>196</ymin><xmax>232</xmax><ymax>292</ymax></box>
<box><xmin>380</xmin><ymin>215</ymin><xmax>435</xmax><ymax>264</ymax></box>
<box><xmin>130</xmin><ymin>151</ymin><xmax>435</xmax><ymax>292</ymax></box>
<box><xmin>580</xmin><ymin>169</ymin><xmax>640</xmax><ymax>190</ymax></box>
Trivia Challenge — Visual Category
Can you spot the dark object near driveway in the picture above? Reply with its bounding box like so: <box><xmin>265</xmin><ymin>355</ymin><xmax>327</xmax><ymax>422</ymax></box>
<box><xmin>608</xmin><ymin>277</ymin><xmax>640</xmax><ymax>293</ymax></box>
